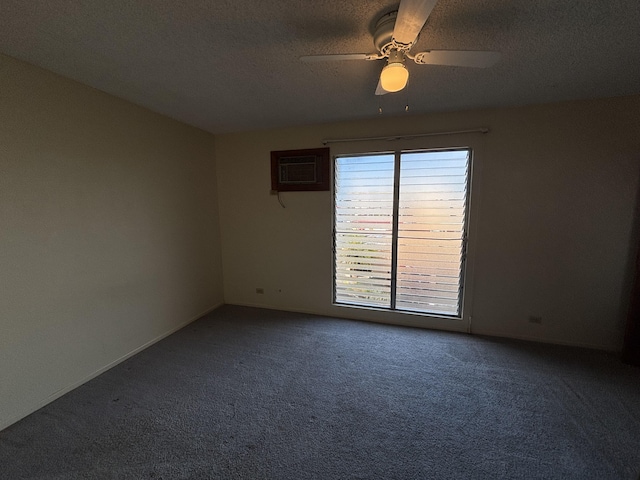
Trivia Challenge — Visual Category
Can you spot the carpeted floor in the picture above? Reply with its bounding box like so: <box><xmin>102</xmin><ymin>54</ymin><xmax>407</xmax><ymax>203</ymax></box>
<box><xmin>1</xmin><ymin>305</ymin><xmax>639</xmax><ymax>479</ymax></box>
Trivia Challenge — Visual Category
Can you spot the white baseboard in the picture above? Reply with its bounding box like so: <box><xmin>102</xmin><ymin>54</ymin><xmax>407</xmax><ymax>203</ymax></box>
<box><xmin>0</xmin><ymin>302</ymin><xmax>223</xmax><ymax>432</ymax></box>
<box><xmin>225</xmin><ymin>301</ymin><xmax>469</xmax><ymax>333</ymax></box>
<box><xmin>470</xmin><ymin>327</ymin><xmax>621</xmax><ymax>352</ymax></box>
<box><xmin>223</xmin><ymin>301</ymin><xmax>324</xmax><ymax>317</ymax></box>
<box><xmin>227</xmin><ymin>302</ymin><xmax>621</xmax><ymax>352</ymax></box>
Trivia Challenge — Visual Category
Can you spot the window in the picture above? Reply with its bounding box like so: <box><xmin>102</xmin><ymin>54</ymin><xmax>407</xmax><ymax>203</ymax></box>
<box><xmin>333</xmin><ymin>148</ymin><xmax>470</xmax><ymax>317</ymax></box>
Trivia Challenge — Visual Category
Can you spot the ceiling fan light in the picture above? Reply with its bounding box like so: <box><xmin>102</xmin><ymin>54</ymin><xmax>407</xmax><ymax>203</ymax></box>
<box><xmin>380</xmin><ymin>62</ymin><xmax>409</xmax><ymax>92</ymax></box>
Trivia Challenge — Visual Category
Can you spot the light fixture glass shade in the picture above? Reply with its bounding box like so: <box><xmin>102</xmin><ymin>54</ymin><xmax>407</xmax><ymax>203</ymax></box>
<box><xmin>380</xmin><ymin>62</ymin><xmax>409</xmax><ymax>92</ymax></box>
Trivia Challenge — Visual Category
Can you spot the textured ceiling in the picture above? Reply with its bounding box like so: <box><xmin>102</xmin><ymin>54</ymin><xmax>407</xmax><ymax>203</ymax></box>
<box><xmin>0</xmin><ymin>0</ymin><xmax>638</xmax><ymax>134</ymax></box>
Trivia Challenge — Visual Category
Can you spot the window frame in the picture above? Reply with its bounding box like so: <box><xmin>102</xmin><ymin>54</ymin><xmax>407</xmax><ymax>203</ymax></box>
<box><xmin>329</xmin><ymin>135</ymin><xmax>482</xmax><ymax>327</ymax></box>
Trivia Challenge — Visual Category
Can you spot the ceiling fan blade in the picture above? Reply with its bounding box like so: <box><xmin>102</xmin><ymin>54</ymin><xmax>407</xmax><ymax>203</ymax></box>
<box><xmin>375</xmin><ymin>77</ymin><xmax>389</xmax><ymax>96</ymax></box>
<box><xmin>300</xmin><ymin>54</ymin><xmax>370</xmax><ymax>62</ymax></box>
<box><xmin>393</xmin><ymin>0</ymin><xmax>438</xmax><ymax>46</ymax></box>
<box><xmin>412</xmin><ymin>50</ymin><xmax>501</xmax><ymax>67</ymax></box>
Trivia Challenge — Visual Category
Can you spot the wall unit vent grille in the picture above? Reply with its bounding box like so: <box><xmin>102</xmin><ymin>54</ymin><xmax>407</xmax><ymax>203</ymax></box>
<box><xmin>279</xmin><ymin>156</ymin><xmax>317</xmax><ymax>184</ymax></box>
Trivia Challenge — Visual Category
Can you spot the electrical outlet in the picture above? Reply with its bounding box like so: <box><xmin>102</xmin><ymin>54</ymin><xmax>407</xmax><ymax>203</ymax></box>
<box><xmin>256</xmin><ymin>288</ymin><xmax>264</xmax><ymax>294</ymax></box>
<box><xmin>528</xmin><ymin>316</ymin><xmax>542</xmax><ymax>324</ymax></box>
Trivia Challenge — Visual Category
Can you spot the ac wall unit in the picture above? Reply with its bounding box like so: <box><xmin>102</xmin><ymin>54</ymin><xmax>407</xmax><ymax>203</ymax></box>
<box><xmin>271</xmin><ymin>147</ymin><xmax>330</xmax><ymax>192</ymax></box>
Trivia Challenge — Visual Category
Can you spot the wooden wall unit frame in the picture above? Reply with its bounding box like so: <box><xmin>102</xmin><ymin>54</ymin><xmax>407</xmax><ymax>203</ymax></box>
<box><xmin>271</xmin><ymin>147</ymin><xmax>330</xmax><ymax>192</ymax></box>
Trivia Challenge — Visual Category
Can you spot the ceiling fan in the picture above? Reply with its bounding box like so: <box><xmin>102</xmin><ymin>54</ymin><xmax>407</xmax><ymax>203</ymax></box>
<box><xmin>300</xmin><ymin>0</ymin><xmax>500</xmax><ymax>95</ymax></box>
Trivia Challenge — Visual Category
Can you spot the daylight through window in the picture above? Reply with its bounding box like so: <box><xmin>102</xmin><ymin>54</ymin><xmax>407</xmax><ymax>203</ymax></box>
<box><xmin>333</xmin><ymin>149</ymin><xmax>470</xmax><ymax>317</ymax></box>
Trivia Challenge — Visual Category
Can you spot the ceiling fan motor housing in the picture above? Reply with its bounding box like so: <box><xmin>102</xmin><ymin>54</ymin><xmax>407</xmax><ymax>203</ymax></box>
<box><xmin>374</xmin><ymin>11</ymin><xmax>398</xmax><ymax>54</ymax></box>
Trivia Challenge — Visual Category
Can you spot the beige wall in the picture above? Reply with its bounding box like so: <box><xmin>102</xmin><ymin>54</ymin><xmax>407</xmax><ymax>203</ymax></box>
<box><xmin>215</xmin><ymin>95</ymin><xmax>640</xmax><ymax>351</ymax></box>
<box><xmin>0</xmin><ymin>54</ymin><xmax>224</xmax><ymax>429</ymax></box>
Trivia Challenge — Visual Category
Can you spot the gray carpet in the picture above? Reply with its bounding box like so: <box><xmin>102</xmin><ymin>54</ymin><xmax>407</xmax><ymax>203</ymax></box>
<box><xmin>1</xmin><ymin>305</ymin><xmax>639</xmax><ymax>479</ymax></box>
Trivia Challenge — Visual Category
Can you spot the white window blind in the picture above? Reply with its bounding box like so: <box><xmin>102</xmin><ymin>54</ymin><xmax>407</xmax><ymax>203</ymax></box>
<box><xmin>334</xmin><ymin>149</ymin><xmax>470</xmax><ymax>317</ymax></box>
<box><xmin>334</xmin><ymin>154</ymin><xmax>394</xmax><ymax>308</ymax></box>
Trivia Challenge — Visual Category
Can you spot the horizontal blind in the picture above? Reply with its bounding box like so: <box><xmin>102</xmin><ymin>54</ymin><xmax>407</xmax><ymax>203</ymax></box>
<box><xmin>334</xmin><ymin>154</ymin><xmax>395</xmax><ymax>308</ymax></box>
<box><xmin>395</xmin><ymin>150</ymin><xmax>469</xmax><ymax>316</ymax></box>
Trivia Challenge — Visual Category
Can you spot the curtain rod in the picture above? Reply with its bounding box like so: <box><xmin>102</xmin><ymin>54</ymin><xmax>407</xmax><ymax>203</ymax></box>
<box><xmin>321</xmin><ymin>128</ymin><xmax>489</xmax><ymax>145</ymax></box>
